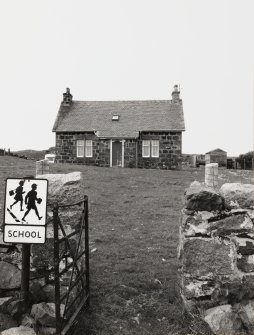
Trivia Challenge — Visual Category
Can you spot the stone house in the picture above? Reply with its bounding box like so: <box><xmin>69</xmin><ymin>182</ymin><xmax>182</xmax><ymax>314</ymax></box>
<box><xmin>205</xmin><ymin>148</ymin><xmax>227</xmax><ymax>167</ymax></box>
<box><xmin>52</xmin><ymin>86</ymin><xmax>185</xmax><ymax>169</ymax></box>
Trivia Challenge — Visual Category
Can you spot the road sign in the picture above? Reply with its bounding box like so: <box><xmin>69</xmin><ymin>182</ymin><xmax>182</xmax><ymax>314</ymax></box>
<box><xmin>4</xmin><ymin>178</ymin><xmax>48</xmax><ymax>244</ymax></box>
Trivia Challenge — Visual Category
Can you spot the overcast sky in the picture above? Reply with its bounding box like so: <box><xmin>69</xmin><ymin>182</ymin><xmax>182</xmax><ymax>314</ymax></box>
<box><xmin>0</xmin><ymin>0</ymin><xmax>253</xmax><ymax>156</ymax></box>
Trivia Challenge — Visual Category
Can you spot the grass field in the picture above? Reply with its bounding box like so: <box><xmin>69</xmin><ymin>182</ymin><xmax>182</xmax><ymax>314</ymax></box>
<box><xmin>0</xmin><ymin>156</ymin><xmax>253</xmax><ymax>335</ymax></box>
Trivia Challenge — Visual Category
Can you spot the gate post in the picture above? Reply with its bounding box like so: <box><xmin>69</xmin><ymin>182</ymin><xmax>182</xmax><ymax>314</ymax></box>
<box><xmin>53</xmin><ymin>204</ymin><xmax>61</xmax><ymax>335</ymax></box>
<box><xmin>21</xmin><ymin>244</ymin><xmax>31</xmax><ymax>304</ymax></box>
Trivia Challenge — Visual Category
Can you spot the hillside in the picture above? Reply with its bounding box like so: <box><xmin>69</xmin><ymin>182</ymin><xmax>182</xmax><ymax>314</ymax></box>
<box><xmin>12</xmin><ymin>147</ymin><xmax>55</xmax><ymax>161</ymax></box>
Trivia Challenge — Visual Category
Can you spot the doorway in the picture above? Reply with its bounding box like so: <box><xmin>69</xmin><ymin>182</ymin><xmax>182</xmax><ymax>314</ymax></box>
<box><xmin>112</xmin><ymin>141</ymin><xmax>122</xmax><ymax>167</ymax></box>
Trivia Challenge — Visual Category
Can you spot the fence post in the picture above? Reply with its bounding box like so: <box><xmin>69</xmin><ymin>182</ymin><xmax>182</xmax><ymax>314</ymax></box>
<box><xmin>53</xmin><ymin>204</ymin><xmax>61</xmax><ymax>335</ymax></box>
<box><xmin>21</xmin><ymin>244</ymin><xmax>31</xmax><ymax>304</ymax></box>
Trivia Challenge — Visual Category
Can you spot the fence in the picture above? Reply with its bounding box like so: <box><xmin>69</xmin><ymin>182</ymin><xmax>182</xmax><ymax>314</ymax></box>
<box><xmin>52</xmin><ymin>196</ymin><xmax>90</xmax><ymax>335</ymax></box>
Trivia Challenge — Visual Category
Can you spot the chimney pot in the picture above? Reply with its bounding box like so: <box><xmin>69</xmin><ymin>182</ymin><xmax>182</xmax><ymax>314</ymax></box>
<box><xmin>62</xmin><ymin>88</ymin><xmax>73</xmax><ymax>105</ymax></box>
<box><xmin>171</xmin><ymin>84</ymin><xmax>181</xmax><ymax>104</ymax></box>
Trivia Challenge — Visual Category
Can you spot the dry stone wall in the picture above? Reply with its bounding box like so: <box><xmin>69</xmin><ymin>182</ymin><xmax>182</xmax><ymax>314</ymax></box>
<box><xmin>0</xmin><ymin>172</ymin><xmax>84</xmax><ymax>334</ymax></box>
<box><xmin>179</xmin><ymin>181</ymin><xmax>254</xmax><ymax>335</ymax></box>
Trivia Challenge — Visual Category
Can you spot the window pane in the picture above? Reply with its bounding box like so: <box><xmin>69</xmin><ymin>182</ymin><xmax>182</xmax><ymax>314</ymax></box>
<box><xmin>77</xmin><ymin>140</ymin><xmax>84</xmax><ymax>157</ymax></box>
<box><xmin>142</xmin><ymin>140</ymin><xmax>150</xmax><ymax>157</ymax></box>
<box><xmin>85</xmin><ymin>140</ymin><xmax>93</xmax><ymax>157</ymax></box>
<box><xmin>151</xmin><ymin>140</ymin><xmax>159</xmax><ymax>157</ymax></box>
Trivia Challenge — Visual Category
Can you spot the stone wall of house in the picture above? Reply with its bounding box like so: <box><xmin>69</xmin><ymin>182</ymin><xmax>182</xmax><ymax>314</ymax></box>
<box><xmin>55</xmin><ymin>131</ymin><xmax>183</xmax><ymax>169</ymax></box>
<box><xmin>124</xmin><ymin>139</ymin><xmax>137</xmax><ymax>168</ymax></box>
<box><xmin>179</xmin><ymin>181</ymin><xmax>254</xmax><ymax>335</ymax></box>
<box><xmin>55</xmin><ymin>132</ymin><xmax>110</xmax><ymax>167</ymax></box>
<box><xmin>138</xmin><ymin>131</ymin><xmax>182</xmax><ymax>169</ymax></box>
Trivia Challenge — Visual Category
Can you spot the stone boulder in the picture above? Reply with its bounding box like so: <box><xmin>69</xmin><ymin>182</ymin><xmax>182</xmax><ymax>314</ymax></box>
<box><xmin>0</xmin><ymin>231</ymin><xmax>13</xmax><ymax>253</ymax></box>
<box><xmin>182</xmin><ymin>238</ymin><xmax>233</xmax><ymax>278</ymax></box>
<box><xmin>237</xmin><ymin>255</ymin><xmax>254</xmax><ymax>273</ymax></box>
<box><xmin>239</xmin><ymin>300</ymin><xmax>254</xmax><ymax>333</ymax></box>
<box><xmin>36</xmin><ymin>172</ymin><xmax>83</xmax><ymax>206</ymax></box>
<box><xmin>0</xmin><ymin>261</ymin><xmax>21</xmax><ymax>289</ymax></box>
<box><xmin>7</xmin><ymin>299</ymin><xmax>27</xmax><ymax>318</ymax></box>
<box><xmin>35</xmin><ymin>326</ymin><xmax>57</xmax><ymax>335</ymax></box>
<box><xmin>220</xmin><ymin>183</ymin><xmax>254</xmax><ymax>209</ymax></box>
<box><xmin>209</xmin><ymin>213</ymin><xmax>253</xmax><ymax>237</ymax></box>
<box><xmin>0</xmin><ymin>297</ymin><xmax>14</xmax><ymax>313</ymax></box>
<box><xmin>204</xmin><ymin>305</ymin><xmax>245</xmax><ymax>335</ymax></box>
<box><xmin>30</xmin><ymin>302</ymin><xmax>64</xmax><ymax>327</ymax></box>
<box><xmin>185</xmin><ymin>181</ymin><xmax>225</xmax><ymax>211</ymax></box>
<box><xmin>0</xmin><ymin>312</ymin><xmax>18</xmax><ymax>332</ymax></box>
<box><xmin>1</xmin><ymin>326</ymin><xmax>36</xmax><ymax>335</ymax></box>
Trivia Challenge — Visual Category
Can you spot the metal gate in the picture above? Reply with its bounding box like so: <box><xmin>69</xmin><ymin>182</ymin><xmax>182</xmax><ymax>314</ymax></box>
<box><xmin>52</xmin><ymin>196</ymin><xmax>90</xmax><ymax>335</ymax></box>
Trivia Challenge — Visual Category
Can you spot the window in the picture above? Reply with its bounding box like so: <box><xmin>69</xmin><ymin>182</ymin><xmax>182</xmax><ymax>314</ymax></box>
<box><xmin>85</xmin><ymin>140</ymin><xmax>93</xmax><ymax>157</ymax></box>
<box><xmin>77</xmin><ymin>140</ymin><xmax>93</xmax><ymax>157</ymax></box>
<box><xmin>142</xmin><ymin>140</ymin><xmax>150</xmax><ymax>157</ymax></box>
<box><xmin>112</xmin><ymin>115</ymin><xmax>119</xmax><ymax>121</ymax></box>
<box><xmin>77</xmin><ymin>140</ymin><xmax>84</xmax><ymax>157</ymax></box>
<box><xmin>142</xmin><ymin>140</ymin><xmax>159</xmax><ymax>158</ymax></box>
<box><xmin>151</xmin><ymin>140</ymin><xmax>159</xmax><ymax>157</ymax></box>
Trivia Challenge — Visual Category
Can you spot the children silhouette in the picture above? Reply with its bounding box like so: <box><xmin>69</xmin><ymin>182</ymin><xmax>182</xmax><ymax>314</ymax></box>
<box><xmin>10</xmin><ymin>180</ymin><xmax>25</xmax><ymax>211</ymax></box>
<box><xmin>22</xmin><ymin>184</ymin><xmax>42</xmax><ymax>221</ymax></box>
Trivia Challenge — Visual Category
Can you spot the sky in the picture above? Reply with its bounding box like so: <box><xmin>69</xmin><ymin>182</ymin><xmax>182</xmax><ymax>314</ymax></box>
<box><xmin>0</xmin><ymin>0</ymin><xmax>253</xmax><ymax>157</ymax></box>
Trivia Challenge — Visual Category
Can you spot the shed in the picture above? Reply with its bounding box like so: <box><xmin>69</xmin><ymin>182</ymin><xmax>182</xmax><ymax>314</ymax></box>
<box><xmin>205</xmin><ymin>148</ymin><xmax>227</xmax><ymax>167</ymax></box>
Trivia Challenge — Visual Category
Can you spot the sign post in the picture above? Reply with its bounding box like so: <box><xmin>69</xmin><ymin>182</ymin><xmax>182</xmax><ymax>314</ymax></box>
<box><xmin>3</xmin><ymin>177</ymin><xmax>48</xmax><ymax>303</ymax></box>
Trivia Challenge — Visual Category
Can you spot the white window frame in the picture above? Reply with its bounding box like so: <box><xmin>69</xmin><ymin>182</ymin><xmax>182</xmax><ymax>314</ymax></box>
<box><xmin>142</xmin><ymin>140</ymin><xmax>160</xmax><ymax>158</ymax></box>
<box><xmin>85</xmin><ymin>140</ymin><xmax>93</xmax><ymax>157</ymax></box>
<box><xmin>77</xmin><ymin>140</ymin><xmax>85</xmax><ymax>157</ymax></box>
<box><xmin>151</xmin><ymin>140</ymin><xmax>159</xmax><ymax>157</ymax></box>
<box><xmin>142</xmin><ymin>140</ymin><xmax>150</xmax><ymax>157</ymax></box>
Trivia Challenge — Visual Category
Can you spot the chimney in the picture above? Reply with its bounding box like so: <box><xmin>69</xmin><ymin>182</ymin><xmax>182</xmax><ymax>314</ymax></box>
<box><xmin>62</xmin><ymin>88</ymin><xmax>73</xmax><ymax>106</ymax></box>
<box><xmin>171</xmin><ymin>85</ymin><xmax>181</xmax><ymax>104</ymax></box>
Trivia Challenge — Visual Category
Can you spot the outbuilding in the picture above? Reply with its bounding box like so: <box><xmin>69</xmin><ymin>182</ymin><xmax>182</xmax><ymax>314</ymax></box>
<box><xmin>205</xmin><ymin>148</ymin><xmax>227</xmax><ymax>167</ymax></box>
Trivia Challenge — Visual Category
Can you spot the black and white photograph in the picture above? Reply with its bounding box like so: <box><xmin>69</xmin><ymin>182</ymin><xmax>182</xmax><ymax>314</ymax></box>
<box><xmin>0</xmin><ymin>1</ymin><xmax>253</xmax><ymax>334</ymax></box>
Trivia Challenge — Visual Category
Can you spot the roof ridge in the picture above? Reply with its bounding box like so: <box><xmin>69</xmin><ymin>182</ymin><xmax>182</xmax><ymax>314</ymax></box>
<box><xmin>71</xmin><ymin>99</ymin><xmax>173</xmax><ymax>103</ymax></box>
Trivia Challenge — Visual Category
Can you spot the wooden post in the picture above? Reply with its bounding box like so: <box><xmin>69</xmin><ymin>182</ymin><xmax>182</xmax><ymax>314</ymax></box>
<box><xmin>21</xmin><ymin>244</ymin><xmax>31</xmax><ymax>304</ymax></box>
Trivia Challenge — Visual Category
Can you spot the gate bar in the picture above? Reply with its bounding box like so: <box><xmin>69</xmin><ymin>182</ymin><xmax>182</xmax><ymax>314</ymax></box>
<box><xmin>84</xmin><ymin>196</ymin><xmax>90</xmax><ymax>305</ymax></box>
<box><xmin>53</xmin><ymin>204</ymin><xmax>61</xmax><ymax>335</ymax></box>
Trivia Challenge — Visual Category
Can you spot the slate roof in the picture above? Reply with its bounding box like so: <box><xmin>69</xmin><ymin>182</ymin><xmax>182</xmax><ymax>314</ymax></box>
<box><xmin>206</xmin><ymin>148</ymin><xmax>227</xmax><ymax>154</ymax></box>
<box><xmin>53</xmin><ymin>100</ymin><xmax>185</xmax><ymax>138</ymax></box>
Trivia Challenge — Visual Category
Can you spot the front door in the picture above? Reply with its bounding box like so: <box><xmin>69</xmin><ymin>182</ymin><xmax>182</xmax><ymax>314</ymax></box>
<box><xmin>112</xmin><ymin>141</ymin><xmax>122</xmax><ymax>167</ymax></box>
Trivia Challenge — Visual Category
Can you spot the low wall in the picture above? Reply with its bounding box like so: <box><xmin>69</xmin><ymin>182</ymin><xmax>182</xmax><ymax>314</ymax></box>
<box><xmin>0</xmin><ymin>172</ymin><xmax>84</xmax><ymax>334</ymax></box>
<box><xmin>179</xmin><ymin>181</ymin><xmax>254</xmax><ymax>335</ymax></box>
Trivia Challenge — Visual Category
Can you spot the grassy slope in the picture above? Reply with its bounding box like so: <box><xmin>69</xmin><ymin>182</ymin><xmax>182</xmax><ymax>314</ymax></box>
<box><xmin>0</xmin><ymin>156</ymin><xmax>253</xmax><ymax>334</ymax></box>
<box><xmin>12</xmin><ymin>149</ymin><xmax>46</xmax><ymax>161</ymax></box>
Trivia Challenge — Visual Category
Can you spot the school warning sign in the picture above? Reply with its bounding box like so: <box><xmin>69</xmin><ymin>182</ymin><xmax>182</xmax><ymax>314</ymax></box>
<box><xmin>4</xmin><ymin>178</ymin><xmax>48</xmax><ymax>244</ymax></box>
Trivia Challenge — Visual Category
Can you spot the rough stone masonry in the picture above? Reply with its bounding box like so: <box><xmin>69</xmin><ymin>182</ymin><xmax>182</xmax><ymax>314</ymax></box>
<box><xmin>0</xmin><ymin>172</ymin><xmax>84</xmax><ymax>334</ymax></box>
<box><xmin>179</xmin><ymin>181</ymin><xmax>254</xmax><ymax>335</ymax></box>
